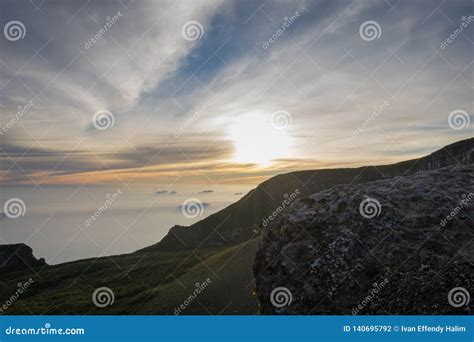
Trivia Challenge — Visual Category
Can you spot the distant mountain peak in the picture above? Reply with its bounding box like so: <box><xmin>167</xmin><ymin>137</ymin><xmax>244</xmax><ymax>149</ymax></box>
<box><xmin>0</xmin><ymin>243</ymin><xmax>47</xmax><ymax>274</ymax></box>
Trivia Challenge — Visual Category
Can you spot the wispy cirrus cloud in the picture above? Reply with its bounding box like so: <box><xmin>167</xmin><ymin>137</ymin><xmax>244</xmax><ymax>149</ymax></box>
<box><xmin>0</xmin><ymin>0</ymin><xmax>472</xmax><ymax>185</ymax></box>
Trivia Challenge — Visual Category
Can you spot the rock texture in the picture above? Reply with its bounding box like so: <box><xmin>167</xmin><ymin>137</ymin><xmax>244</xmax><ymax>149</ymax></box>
<box><xmin>0</xmin><ymin>244</ymin><xmax>47</xmax><ymax>274</ymax></box>
<box><xmin>254</xmin><ymin>165</ymin><xmax>474</xmax><ymax>314</ymax></box>
<box><xmin>143</xmin><ymin>138</ymin><xmax>473</xmax><ymax>252</ymax></box>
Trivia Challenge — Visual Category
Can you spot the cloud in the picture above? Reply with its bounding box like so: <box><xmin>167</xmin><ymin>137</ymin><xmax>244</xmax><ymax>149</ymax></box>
<box><xmin>198</xmin><ymin>190</ymin><xmax>214</xmax><ymax>194</ymax></box>
<box><xmin>0</xmin><ymin>138</ymin><xmax>235</xmax><ymax>184</ymax></box>
<box><xmin>0</xmin><ymin>0</ymin><xmax>472</xmax><ymax>186</ymax></box>
<box><xmin>1</xmin><ymin>0</ymin><xmax>221</xmax><ymax>107</ymax></box>
<box><xmin>155</xmin><ymin>189</ymin><xmax>177</xmax><ymax>195</ymax></box>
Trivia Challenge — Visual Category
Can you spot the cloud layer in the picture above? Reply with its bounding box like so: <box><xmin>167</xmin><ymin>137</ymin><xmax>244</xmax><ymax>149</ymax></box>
<box><xmin>0</xmin><ymin>0</ymin><xmax>472</xmax><ymax>185</ymax></box>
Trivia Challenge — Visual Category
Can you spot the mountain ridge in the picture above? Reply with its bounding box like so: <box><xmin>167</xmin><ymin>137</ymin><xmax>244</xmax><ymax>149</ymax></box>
<box><xmin>143</xmin><ymin>137</ymin><xmax>473</xmax><ymax>252</ymax></box>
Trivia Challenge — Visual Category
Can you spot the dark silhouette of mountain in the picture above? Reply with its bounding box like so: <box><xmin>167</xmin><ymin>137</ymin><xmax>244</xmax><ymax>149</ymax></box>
<box><xmin>143</xmin><ymin>138</ymin><xmax>473</xmax><ymax>252</ymax></box>
<box><xmin>254</xmin><ymin>164</ymin><xmax>473</xmax><ymax>314</ymax></box>
<box><xmin>0</xmin><ymin>244</ymin><xmax>47</xmax><ymax>274</ymax></box>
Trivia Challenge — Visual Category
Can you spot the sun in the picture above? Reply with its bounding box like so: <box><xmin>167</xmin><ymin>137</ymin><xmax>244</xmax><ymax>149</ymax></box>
<box><xmin>229</xmin><ymin>112</ymin><xmax>292</xmax><ymax>166</ymax></box>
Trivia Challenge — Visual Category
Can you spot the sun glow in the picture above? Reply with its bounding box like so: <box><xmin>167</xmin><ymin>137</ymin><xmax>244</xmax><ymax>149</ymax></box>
<box><xmin>229</xmin><ymin>112</ymin><xmax>292</xmax><ymax>167</ymax></box>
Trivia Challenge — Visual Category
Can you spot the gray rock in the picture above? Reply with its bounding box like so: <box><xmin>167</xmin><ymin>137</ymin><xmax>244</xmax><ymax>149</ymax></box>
<box><xmin>254</xmin><ymin>165</ymin><xmax>473</xmax><ymax>314</ymax></box>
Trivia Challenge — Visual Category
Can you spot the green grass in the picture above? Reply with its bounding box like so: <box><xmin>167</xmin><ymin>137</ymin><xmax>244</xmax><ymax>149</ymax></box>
<box><xmin>0</xmin><ymin>239</ymin><xmax>259</xmax><ymax>315</ymax></box>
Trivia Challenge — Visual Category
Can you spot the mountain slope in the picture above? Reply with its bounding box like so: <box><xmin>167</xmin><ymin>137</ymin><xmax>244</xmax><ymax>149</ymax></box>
<box><xmin>0</xmin><ymin>240</ymin><xmax>259</xmax><ymax>314</ymax></box>
<box><xmin>144</xmin><ymin>138</ymin><xmax>473</xmax><ymax>252</ymax></box>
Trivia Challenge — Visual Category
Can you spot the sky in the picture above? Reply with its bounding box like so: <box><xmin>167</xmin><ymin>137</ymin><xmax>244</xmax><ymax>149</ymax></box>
<box><xmin>0</xmin><ymin>0</ymin><xmax>473</xmax><ymax>188</ymax></box>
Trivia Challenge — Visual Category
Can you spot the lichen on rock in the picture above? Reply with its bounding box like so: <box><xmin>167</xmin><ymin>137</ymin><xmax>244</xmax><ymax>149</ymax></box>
<box><xmin>254</xmin><ymin>165</ymin><xmax>473</xmax><ymax>314</ymax></box>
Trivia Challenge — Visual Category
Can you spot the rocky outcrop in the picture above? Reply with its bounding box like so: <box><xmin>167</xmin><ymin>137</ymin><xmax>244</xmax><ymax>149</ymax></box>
<box><xmin>254</xmin><ymin>165</ymin><xmax>474</xmax><ymax>314</ymax></box>
<box><xmin>143</xmin><ymin>138</ymin><xmax>473</xmax><ymax>252</ymax></box>
<box><xmin>0</xmin><ymin>244</ymin><xmax>47</xmax><ymax>274</ymax></box>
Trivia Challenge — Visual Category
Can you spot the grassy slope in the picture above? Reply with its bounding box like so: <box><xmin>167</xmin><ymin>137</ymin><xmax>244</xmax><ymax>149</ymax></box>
<box><xmin>0</xmin><ymin>239</ymin><xmax>259</xmax><ymax>315</ymax></box>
